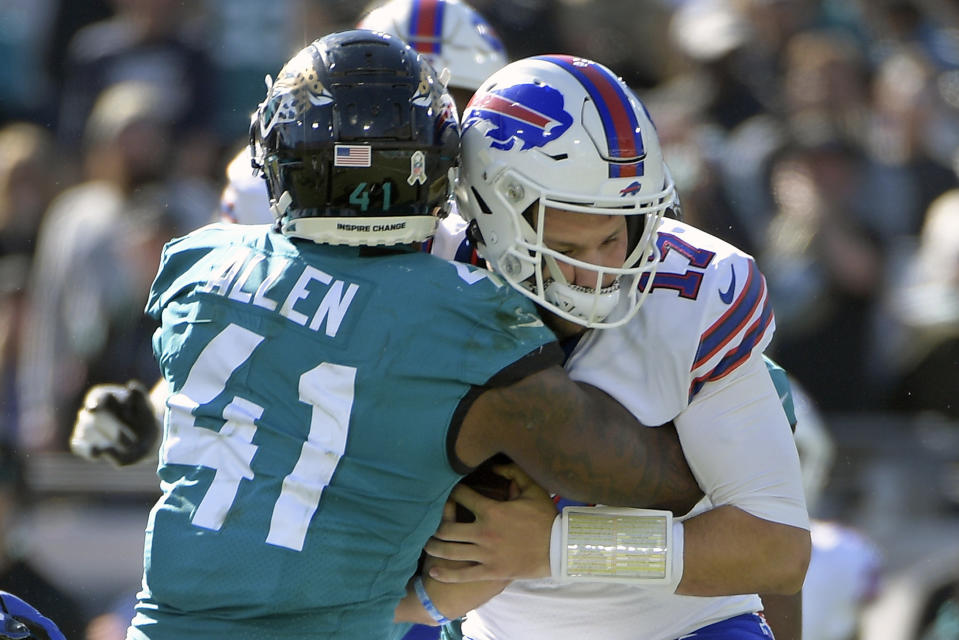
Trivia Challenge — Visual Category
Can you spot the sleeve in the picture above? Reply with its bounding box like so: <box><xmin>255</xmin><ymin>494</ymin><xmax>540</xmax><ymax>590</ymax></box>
<box><xmin>565</xmin><ymin>228</ymin><xmax>776</xmax><ymax>426</ymax></box>
<box><xmin>440</xmin><ymin>262</ymin><xmax>562</xmax><ymax>386</ymax></box>
<box><xmin>145</xmin><ymin>224</ymin><xmax>233</xmax><ymax>319</ymax></box>
<box><xmin>675</xmin><ymin>353</ymin><xmax>810</xmax><ymax>530</ymax></box>
<box><xmin>687</xmin><ymin>256</ymin><xmax>775</xmax><ymax>403</ymax></box>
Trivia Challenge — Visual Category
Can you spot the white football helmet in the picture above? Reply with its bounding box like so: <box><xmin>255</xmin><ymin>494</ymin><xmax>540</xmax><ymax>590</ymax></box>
<box><xmin>219</xmin><ymin>146</ymin><xmax>272</xmax><ymax>225</ymax></box>
<box><xmin>357</xmin><ymin>0</ymin><xmax>508</xmax><ymax>91</ymax></box>
<box><xmin>456</xmin><ymin>55</ymin><xmax>677</xmax><ymax>328</ymax></box>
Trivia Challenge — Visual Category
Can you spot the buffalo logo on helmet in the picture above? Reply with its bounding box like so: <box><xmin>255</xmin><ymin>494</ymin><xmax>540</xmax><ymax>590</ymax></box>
<box><xmin>463</xmin><ymin>83</ymin><xmax>573</xmax><ymax>152</ymax></box>
<box><xmin>259</xmin><ymin>47</ymin><xmax>333</xmax><ymax>137</ymax></box>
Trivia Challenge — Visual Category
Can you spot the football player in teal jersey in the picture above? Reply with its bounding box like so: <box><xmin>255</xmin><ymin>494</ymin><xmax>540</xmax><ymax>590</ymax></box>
<box><xmin>125</xmin><ymin>30</ymin><xmax>700</xmax><ymax>640</ymax></box>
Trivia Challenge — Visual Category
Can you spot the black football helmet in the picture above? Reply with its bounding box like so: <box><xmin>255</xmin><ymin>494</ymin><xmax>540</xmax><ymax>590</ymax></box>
<box><xmin>250</xmin><ymin>29</ymin><xmax>461</xmax><ymax>246</ymax></box>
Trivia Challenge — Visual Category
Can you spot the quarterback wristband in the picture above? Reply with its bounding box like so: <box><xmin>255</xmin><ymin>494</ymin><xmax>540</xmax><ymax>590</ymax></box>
<box><xmin>550</xmin><ymin>506</ymin><xmax>684</xmax><ymax>590</ymax></box>
<box><xmin>412</xmin><ymin>576</ymin><xmax>452</xmax><ymax>625</ymax></box>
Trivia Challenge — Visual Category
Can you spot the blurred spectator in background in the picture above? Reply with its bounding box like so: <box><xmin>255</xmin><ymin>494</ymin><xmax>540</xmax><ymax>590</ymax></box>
<box><xmin>0</xmin><ymin>122</ymin><xmax>66</xmax><ymax>259</ymax></box>
<box><xmin>651</xmin><ymin>0</ymin><xmax>764</xmax><ymax>253</ymax></box>
<box><xmin>200</xmin><ymin>0</ymin><xmax>304</xmax><ymax>142</ymax></box>
<box><xmin>0</xmin><ymin>123</ymin><xmax>65</xmax><ymax>447</ymax></box>
<box><xmin>667</xmin><ymin>0</ymin><xmax>773</xmax><ymax>132</ymax></box>
<box><xmin>861</xmin><ymin>46</ymin><xmax>957</xmax><ymax>244</ymax></box>
<box><xmin>0</xmin><ymin>256</ymin><xmax>31</xmax><ymax>446</ymax></box>
<box><xmin>201</xmin><ymin>0</ymin><xmax>355</xmax><ymax>142</ymax></box>
<box><xmin>470</xmin><ymin>0</ymin><xmax>565</xmax><ymax>65</ymax></box>
<box><xmin>779</xmin><ymin>28</ymin><xmax>871</xmax><ymax>157</ymax></box>
<box><xmin>885</xmin><ymin>188</ymin><xmax>959</xmax><ymax>419</ymax></box>
<box><xmin>555</xmin><ymin>0</ymin><xmax>677</xmax><ymax>90</ymax></box>
<box><xmin>0</xmin><ymin>0</ymin><xmax>60</xmax><ymax>125</ymax></box>
<box><xmin>790</xmin><ymin>380</ymin><xmax>883</xmax><ymax>640</ymax></box>
<box><xmin>56</xmin><ymin>0</ymin><xmax>220</xmax><ymax>180</ymax></box>
<box><xmin>16</xmin><ymin>81</ymin><xmax>214</xmax><ymax>452</ymax></box>
<box><xmin>0</xmin><ymin>444</ymin><xmax>88</xmax><ymax>637</ymax></box>
<box><xmin>760</xmin><ymin>137</ymin><xmax>886</xmax><ymax>412</ymax></box>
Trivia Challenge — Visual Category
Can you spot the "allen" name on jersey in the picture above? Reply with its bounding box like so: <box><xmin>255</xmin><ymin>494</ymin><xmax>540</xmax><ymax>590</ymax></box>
<box><xmin>196</xmin><ymin>246</ymin><xmax>359</xmax><ymax>338</ymax></box>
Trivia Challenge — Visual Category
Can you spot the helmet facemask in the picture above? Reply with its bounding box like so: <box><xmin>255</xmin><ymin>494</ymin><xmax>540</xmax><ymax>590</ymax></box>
<box><xmin>471</xmin><ymin>172</ymin><xmax>673</xmax><ymax>329</ymax></box>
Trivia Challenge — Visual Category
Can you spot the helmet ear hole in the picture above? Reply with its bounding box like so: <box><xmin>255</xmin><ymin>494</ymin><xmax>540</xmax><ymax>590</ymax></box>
<box><xmin>471</xmin><ymin>187</ymin><xmax>492</xmax><ymax>214</ymax></box>
<box><xmin>520</xmin><ymin>202</ymin><xmax>537</xmax><ymax>226</ymax></box>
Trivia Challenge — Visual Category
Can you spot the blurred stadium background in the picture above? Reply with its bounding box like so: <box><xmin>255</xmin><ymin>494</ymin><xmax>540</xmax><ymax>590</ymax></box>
<box><xmin>2</xmin><ymin>1</ymin><xmax>959</xmax><ymax>638</ymax></box>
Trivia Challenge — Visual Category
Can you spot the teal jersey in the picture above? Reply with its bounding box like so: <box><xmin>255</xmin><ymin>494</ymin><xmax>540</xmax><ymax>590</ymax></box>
<box><xmin>130</xmin><ymin>223</ymin><xmax>559</xmax><ymax>639</ymax></box>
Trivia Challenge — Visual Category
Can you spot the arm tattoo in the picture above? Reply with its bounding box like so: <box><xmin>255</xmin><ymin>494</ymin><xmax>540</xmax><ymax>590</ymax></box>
<box><xmin>493</xmin><ymin>370</ymin><xmax>702</xmax><ymax>515</ymax></box>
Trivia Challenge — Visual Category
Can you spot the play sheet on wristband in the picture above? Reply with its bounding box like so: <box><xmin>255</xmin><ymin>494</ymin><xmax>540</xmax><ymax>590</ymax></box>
<box><xmin>560</xmin><ymin>506</ymin><xmax>673</xmax><ymax>583</ymax></box>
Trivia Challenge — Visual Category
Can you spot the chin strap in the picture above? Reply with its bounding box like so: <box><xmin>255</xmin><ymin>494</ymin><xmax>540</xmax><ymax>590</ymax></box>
<box><xmin>543</xmin><ymin>278</ymin><xmax>622</xmax><ymax>325</ymax></box>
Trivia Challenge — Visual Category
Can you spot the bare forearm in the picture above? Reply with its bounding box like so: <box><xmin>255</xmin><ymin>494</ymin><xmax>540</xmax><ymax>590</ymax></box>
<box><xmin>677</xmin><ymin>506</ymin><xmax>811</xmax><ymax>596</ymax></box>
<box><xmin>566</xmin><ymin>385</ymin><xmax>701</xmax><ymax>513</ymax></box>
<box><xmin>394</xmin><ymin>575</ymin><xmax>508</xmax><ymax>625</ymax></box>
<box><xmin>459</xmin><ymin>369</ymin><xmax>702</xmax><ymax>514</ymax></box>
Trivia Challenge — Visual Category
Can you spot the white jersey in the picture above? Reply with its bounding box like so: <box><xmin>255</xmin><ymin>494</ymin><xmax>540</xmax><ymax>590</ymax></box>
<box><xmin>434</xmin><ymin>216</ymin><xmax>810</xmax><ymax>640</ymax></box>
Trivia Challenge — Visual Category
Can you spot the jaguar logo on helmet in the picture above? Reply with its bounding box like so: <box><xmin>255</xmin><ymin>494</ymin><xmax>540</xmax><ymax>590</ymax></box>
<box><xmin>412</xmin><ymin>62</ymin><xmax>457</xmax><ymax>136</ymax></box>
<box><xmin>463</xmin><ymin>83</ymin><xmax>573</xmax><ymax>152</ymax></box>
<box><xmin>259</xmin><ymin>47</ymin><xmax>333</xmax><ymax>138</ymax></box>
<box><xmin>413</xmin><ymin>64</ymin><xmax>435</xmax><ymax>106</ymax></box>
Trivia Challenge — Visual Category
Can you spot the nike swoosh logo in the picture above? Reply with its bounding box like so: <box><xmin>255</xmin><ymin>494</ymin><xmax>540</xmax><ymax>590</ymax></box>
<box><xmin>719</xmin><ymin>264</ymin><xmax>736</xmax><ymax>304</ymax></box>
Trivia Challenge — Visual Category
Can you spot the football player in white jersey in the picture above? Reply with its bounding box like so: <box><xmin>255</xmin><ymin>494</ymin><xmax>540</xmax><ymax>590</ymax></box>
<box><xmin>405</xmin><ymin>55</ymin><xmax>811</xmax><ymax>640</ymax></box>
<box><xmin>356</xmin><ymin>0</ymin><xmax>508</xmax><ymax>111</ymax></box>
<box><xmin>790</xmin><ymin>381</ymin><xmax>882</xmax><ymax>640</ymax></box>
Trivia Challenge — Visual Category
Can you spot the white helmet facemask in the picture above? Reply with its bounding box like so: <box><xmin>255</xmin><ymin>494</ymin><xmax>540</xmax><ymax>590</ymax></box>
<box><xmin>478</xmin><ymin>175</ymin><xmax>672</xmax><ymax>328</ymax></box>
